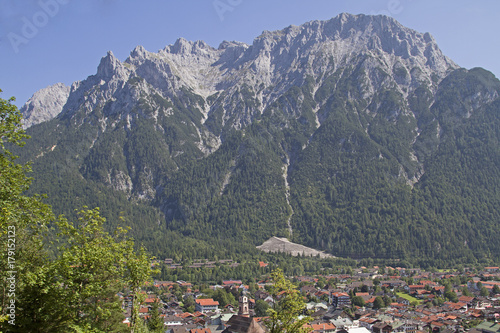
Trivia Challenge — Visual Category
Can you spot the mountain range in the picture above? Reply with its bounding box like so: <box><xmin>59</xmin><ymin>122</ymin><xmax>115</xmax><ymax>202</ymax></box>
<box><xmin>17</xmin><ymin>13</ymin><xmax>500</xmax><ymax>266</ymax></box>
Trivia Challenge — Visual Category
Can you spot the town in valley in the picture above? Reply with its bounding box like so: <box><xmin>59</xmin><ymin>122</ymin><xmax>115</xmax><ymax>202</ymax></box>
<box><xmin>126</xmin><ymin>262</ymin><xmax>500</xmax><ymax>333</ymax></box>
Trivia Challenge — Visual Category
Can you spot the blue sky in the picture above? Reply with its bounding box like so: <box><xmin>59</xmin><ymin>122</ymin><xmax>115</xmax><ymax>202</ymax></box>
<box><xmin>1</xmin><ymin>0</ymin><xmax>499</xmax><ymax>107</ymax></box>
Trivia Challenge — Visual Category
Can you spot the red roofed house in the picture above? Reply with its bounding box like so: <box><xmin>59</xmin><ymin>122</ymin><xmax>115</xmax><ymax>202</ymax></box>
<box><xmin>458</xmin><ymin>296</ymin><xmax>474</xmax><ymax>305</ymax></box>
<box><xmin>330</xmin><ymin>292</ymin><xmax>351</xmax><ymax>308</ymax></box>
<box><xmin>407</xmin><ymin>285</ymin><xmax>425</xmax><ymax>294</ymax></box>
<box><xmin>484</xmin><ymin>267</ymin><xmax>499</xmax><ymax>273</ymax></box>
<box><xmin>359</xmin><ymin>317</ymin><xmax>379</xmax><ymax>330</ymax></box>
<box><xmin>483</xmin><ymin>281</ymin><xmax>500</xmax><ymax>289</ymax></box>
<box><xmin>144</xmin><ymin>297</ymin><xmax>158</xmax><ymax>304</ymax></box>
<box><xmin>195</xmin><ymin>298</ymin><xmax>219</xmax><ymax>313</ymax></box>
<box><xmin>223</xmin><ymin>280</ymin><xmax>243</xmax><ymax>286</ymax></box>
<box><xmin>178</xmin><ymin>312</ymin><xmax>194</xmax><ymax>319</ymax></box>
<box><xmin>304</xmin><ymin>322</ymin><xmax>337</xmax><ymax>332</ymax></box>
<box><xmin>430</xmin><ymin>321</ymin><xmax>444</xmax><ymax>333</ymax></box>
<box><xmin>193</xmin><ymin>311</ymin><xmax>206</xmax><ymax>318</ymax></box>
<box><xmin>420</xmin><ymin>280</ymin><xmax>436</xmax><ymax>286</ymax></box>
<box><xmin>365</xmin><ymin>297</ymin><xmax>377</xmax><ymax>306</ymax></box>
<box><xmin>138</xmin><ymin>307</ymin><xmax>149</xmax><ymax>316</ymax></box>
<box><xmin>433</xmin><ymin>286</ymin><xmax>445</xmax><ymax>295</ymax></box>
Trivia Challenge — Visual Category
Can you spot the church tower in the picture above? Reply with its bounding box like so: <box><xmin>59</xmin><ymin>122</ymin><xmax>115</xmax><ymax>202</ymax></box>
<box><xmin>238</xmin><ymin>291</ymin><xmax>250</xmax><ymax>317</ymax></box>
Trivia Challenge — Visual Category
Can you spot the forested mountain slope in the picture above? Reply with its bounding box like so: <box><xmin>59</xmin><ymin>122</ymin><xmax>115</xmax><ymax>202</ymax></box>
<box><xmin>16</xmin><ymin>13</ymin><xmax>500</xmax><ymax>266</ymax></box>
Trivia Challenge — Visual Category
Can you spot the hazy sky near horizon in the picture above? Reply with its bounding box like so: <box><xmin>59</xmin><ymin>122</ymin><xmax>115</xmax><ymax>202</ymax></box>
<box><xmin>1</xmin><ymin>0</ymin><xmax>499</xmax><ymax>107</ymax></box>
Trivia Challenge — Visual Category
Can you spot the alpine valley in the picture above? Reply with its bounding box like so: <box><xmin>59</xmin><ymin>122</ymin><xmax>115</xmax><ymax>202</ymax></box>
<box><xmin>16</xmin><ymin>13</ymin><xmax>500</xmax><ymax>267</ymax></box>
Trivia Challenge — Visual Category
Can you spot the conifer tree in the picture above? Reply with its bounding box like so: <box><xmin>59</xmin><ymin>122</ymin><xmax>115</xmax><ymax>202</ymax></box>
<box><xmin>148</xmin><ymin>300</ymin><xmax>163</xmax><ymax>332</ymax></box>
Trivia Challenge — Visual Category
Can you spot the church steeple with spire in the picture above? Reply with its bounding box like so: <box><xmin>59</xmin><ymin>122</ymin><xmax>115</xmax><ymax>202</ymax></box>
<box><xmin>223</xmin><ymin>289</ymin><xmax>266</xmax><ymax>333</ymax></box>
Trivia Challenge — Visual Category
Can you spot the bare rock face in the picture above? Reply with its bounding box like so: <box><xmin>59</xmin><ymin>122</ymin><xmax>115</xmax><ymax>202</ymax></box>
<box><xmin>21</xmin><ymin>13</ymin><xmax>459</xmax><ymax>130</ymax></box>
<box><xmin>20</xmin><ymin>83</ymin><xmax>70</xmax><ymax>128</ymax></box>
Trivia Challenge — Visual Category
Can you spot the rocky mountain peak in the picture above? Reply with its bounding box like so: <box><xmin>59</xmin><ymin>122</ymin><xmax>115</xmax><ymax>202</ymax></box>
<box><xmin>234</xmin><ymin>13</ymin><xmax>457</xmax><ymax>90</ymax></box>
<box><xmin>20</xmin><ymin>83</ymin><xmax>70</xmax><ymax>128</ymax></box>
<box><xmin>96</xmin><ymin>51</ymin><xmax>128</xmax><ymax>81</ymax></box>
<box><xmin>167</xmin><ymin>37</ymin><xmax>216</xmax><ymax>56</ymax></box>
<box><xmin>217</xmin><ymin>40</ymin><xmax>248</xmax><ymax>50</ymax></box>
<box><xmin>130</xmin><ymin>45</ymin><xmax>148</xmax><ymax>60</ymax></box>
<box><xmin>21</xmin><ymin>13</ymin><xmax>460</xmax><ymax>131</ymax></box>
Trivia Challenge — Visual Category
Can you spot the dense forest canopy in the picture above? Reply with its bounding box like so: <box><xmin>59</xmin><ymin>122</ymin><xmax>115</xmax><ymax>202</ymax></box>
<box><xmin>12</xmin><ymin>15</ymin><xmax>500</xmax><ymax>268</ymax></box>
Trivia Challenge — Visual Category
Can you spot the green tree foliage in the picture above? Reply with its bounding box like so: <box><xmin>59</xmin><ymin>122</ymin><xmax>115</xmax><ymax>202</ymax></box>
<box><xmin>462</xmin><ymin>319</ymin><xmax>483</xmax><ymax>330</ymax></box>
<box><xmin>17</xmin><ymin>208</ymin><xmax>154</xmax><ymax>332</ymax></box>
<box><xmin>351</xmin><ymin>296</ymin><xmax>365</xmax><ymax>307</ymax></box>
<box><xmin>383</xmin><ymin>295</ymin><xmax>393</xmax><ymax>307</ymax></box>
<box><xmin>461</xmin><ymin>286</ymin><xmax>473</xmax><ymax>297</ymax></box>
<box><xmin>0</xmin><ymin>91</ymin><xmax>54</xmax><ymax>330</ymax></box>
<box><xmin>444</xmin><ymin>290</ymin><xmax>458</xmax><ymax>303</ymax></box>
<box><xmin>373</xmin><ymin>296</ymin><xmax>384</xmax><ymax>309</ymax></box>
<box><xmin>493</xmin><ymin>284</ymin><xmax>500</xmax><ymax>294</ymax></box>
<box><xmin>255</xmin><ymin>299</ymin><xmax>270</xmax><ymax>317</ymax></box>
<box><xmin>51</xmin><ymin>208</ymin><xmax>131</xmax><ymax>331</ymax></box>
<box><xmin>13</xmin><ymin>207</ymin><xmax>153</xmax><ymax>332</ymax></box>
<box><xmin>442</xmin><ymin>282</ymin><xmax>458</xmax><ymax>302</ymax></box>
<box><xmin>183</xmin><ymin>296</ymin><xmax>195</xmax><ymax>314</ymax></box>
<box><xmin>213</xmin><ymin>288</ymin><xmax>237</xmax><ymax>307</ymax></box>
<box><xmin>266</xmin><ymin>269</ymin><xmax>312</xmax><ymax>333</ymax></box>
<box><xmin>0</xmin><ymin>91</ymin><xmax>157</xmax><ymax>332</ymax></box>
<box><xmin>147</xmin><ymin>300</ymin><xmax>163</xmax><ymax>332</ymax></box>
